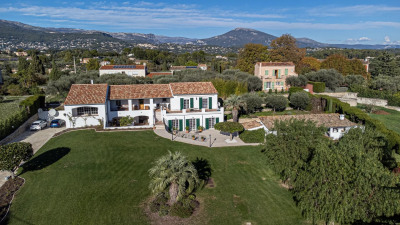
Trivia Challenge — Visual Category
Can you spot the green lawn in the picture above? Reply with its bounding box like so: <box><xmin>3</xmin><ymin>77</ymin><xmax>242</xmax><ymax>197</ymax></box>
<box><xmin>368</xmin><ymin>107</ymin><xmax>400</xmax><ymax>135</ymax></box>
<box><xmin>0</xmin><ymin>96</ymin><xmax>27</xmax><ymax>122</ymax></box>
<box><xmin>8</xmin><ymin>130</ymin><xmax>305</xmax><ymax>225</ymax></box>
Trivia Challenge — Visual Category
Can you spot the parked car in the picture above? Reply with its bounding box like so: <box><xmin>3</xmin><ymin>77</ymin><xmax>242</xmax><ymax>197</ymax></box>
<box><xmin>30</xmin><ymin>120</ymin><xmax>47</xmax><ymax>131</ymax></box>
<box><xmin>50</xmin><ymin>119</ymin><xmax>65</xmax><ymax>128</ymax></box>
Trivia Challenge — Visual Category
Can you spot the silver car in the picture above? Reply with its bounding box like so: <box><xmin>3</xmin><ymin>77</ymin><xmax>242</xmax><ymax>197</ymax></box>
<box><xmin>30</xmin><ymin>120</ymin><xmax>47</xmax><ymax>131</ymax></box>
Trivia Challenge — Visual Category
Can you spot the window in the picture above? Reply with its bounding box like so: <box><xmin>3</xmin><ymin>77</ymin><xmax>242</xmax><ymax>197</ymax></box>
<box><xmin>208</xmin><ymin>118</ymin><xmax>216</xmax><ymax>128</ymax></box>
<box><xmin>188</xmin><ymin>119</ymin><xmax>196</xmax><ymax>131</ymax></box>
<box><xmin>116</xmin><ymin>100</ymin><xmax>121</xmax><ymax>106</ymax></box>
<box><xmin>77</xmin><ymin>107</ymin><xmax>98</xmax><ymax>116</ymax></box>
<box><xmin>265</xmin><ymin>70</ymin><xmax>269</xmax><ymax>76</ymax></box>
<box><xmin>285</xmin><ymin>69</ymin><xmax>288</xmax><ymax>75</ymax></box>
<box><xmin>172</xmin><ymin>119</ymin><xmax>179</xmax><ymax>130</ymax></box>
<box><xmin>183</xmin><ymin>99</ymin><xmax>190</xmax><ymax>109</ymax></box>
<box><xmin>265</xmin><ymin>82</ymin><xmax>271</xmax><ymax>89</ymax></box>
<box><xmin>202</xmin><ymin>98</ymin><xmax>208</xmax><ymax>109</ymax></box>
<box><xmin>162</xmin><ymin>98</ymin><xmax>167</xmax><ymax>102</ymax></box>
<box><xmin>274</xmin><ymin>70</ymin><xmax>278</xmax><ymax>78</ymax></box>
<box><xmin>276</xmin><ymin>82</ymin><xmax>280</xmax><ymax>86</ymax></box>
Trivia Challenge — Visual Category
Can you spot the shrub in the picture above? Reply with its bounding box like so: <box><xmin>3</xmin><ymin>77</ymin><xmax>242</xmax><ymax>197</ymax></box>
<box><xmin>288</xmin><ymin>87</ymin><xmax>304</xmax><ymax>96</ymax></box>
<box><xmin>265</xmin><ymin>95</ymin><xmax>287</xmax><ymax>112</ymax></box>
<box><xmin>290</xmin><ymin>92</ymin><xmax>310</xmax><ymax>110</ymax></box>
<box><xmin>119</xmin><ymin>116</ymin><xmax>134</xmax><ymax>126</ymax></box>
<box><xmin>286</xmin><ymin>75</ymin><xmax>308</xmax><ymax>87</ymax></box>
<box><xmin>239</xmin><ymin>129</ymin><xmax>265</xmax><ymax>143</ymax></box>
<box><xmin>169</xmin><ymin>201</ymin><xmax>194</xmax><ymax>218</ymax></box>
<box><xmin>0</xmin><ymin>96</ymin><xmax>4</xmax><ymax>103</ymax></box>
<box><xmin>305</xmin><ymin>69</ymin><xmax>344</xmax><ymax>91</ymax></box>
<box><xmin>308</xmin><ymin>81</ymin><xmax>325</xmax><ymax>93</ymax></box>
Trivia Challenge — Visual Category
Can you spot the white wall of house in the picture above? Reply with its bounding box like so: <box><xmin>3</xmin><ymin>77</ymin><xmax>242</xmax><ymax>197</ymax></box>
<box><xmin>64</xmin><ymin>104</ymin><xmax>107</xmax><ymax>128</ymax></box>
<box><xmin>107</xmin><ymin>99</ymin><xmax>155</xmax><ymax>127</ymax></box>
<box><xmin>99</xmin><ymin>69</ymin><xmax>146</xmax><ymax>77</ymax></box>
<box><xmin>163</xmin><ymin>110</ymin><xmax>224</xmax><ymax>131</ymax></box>
<box><xmin>170</xmin><ymin>94</ymin><xmax>218</xmax><ymax>111</ymax></box>
<box><xmin>328</xmin><ymin>127</ymin><xmax>354</xmax><ymax>140</ymax></box>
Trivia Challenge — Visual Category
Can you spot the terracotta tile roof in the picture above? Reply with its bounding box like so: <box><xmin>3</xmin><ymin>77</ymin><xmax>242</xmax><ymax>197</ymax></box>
<box><xmin>109</xmin><ymin>84</ymin><xmax>172</xmax><ymax>100</ymax></box>
<box><xmin>64</xmin><ymin>84</ymin><xmax>108</xmax><ymax>105</ymax></box>
<box><xmin>169</xmin><ymin>82</ymin><xmax>218</xmax><ymax>95</ymax></box>
<box><xmin>100</xmin><ymin>65</ymin><xmax>145</xmax><ymax>70</ymax></box>
<box><xmin>241</xmin><ymin>120</ymin><xmax>264</xmax><ymax>130</ymax></box>
<box><xmin>259</xmin><ymin>113</ymin><xmax>357</xmax><ymax>130</ymax></box>
<box><xmin>257</xmin><ymin>62</ymin><xmax>295</xmax><ymax>67</ymax></box>
<box><xmin>147</xmin><ymin>72</ymin><xmax>173</xmax><ymax>78</ymax></box>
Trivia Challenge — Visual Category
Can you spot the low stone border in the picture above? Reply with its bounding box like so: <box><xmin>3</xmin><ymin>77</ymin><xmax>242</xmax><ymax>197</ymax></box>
<box><xmin>52</xmin><ymin>126</ymin><xmax>153</xmax><ymax>138</ymax></box>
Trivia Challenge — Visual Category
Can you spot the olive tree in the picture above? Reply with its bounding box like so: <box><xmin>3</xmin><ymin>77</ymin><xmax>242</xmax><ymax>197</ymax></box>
<box><xmin>265</xmin><ymin>95</ymin><xmax>287</xmax><ymax>112</ymax></box>
<box><xmin>289</xmin><ymin>92</ymin><xmax>310</xmax><ymax>110</ymax></box>
<box><xmin>214</xmin><ymin>122</ymin><xmax>244</xmax><ymax>140</ymax></box>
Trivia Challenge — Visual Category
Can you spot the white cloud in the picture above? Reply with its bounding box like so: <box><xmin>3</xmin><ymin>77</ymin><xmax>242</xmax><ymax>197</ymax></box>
<box><xmin>358</xmin><ymin>37</ymin><xmax>371</xmax><ymax>41</ymax></box>
<box><xmin>385</xmin><ymin>36</ymin><xmax>391</xmax><ymax>43</ymax></box>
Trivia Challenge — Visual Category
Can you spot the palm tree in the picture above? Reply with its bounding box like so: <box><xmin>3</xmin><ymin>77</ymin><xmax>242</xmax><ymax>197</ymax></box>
<box><xmin>224</xmin><ymin>94</ymin><xmax>246</xmax><ymax>122</ymax></box>
<box><xmin>148</xmin><ymin>151</ymin><xmax>200</xmax><ymax>205</ymax></box>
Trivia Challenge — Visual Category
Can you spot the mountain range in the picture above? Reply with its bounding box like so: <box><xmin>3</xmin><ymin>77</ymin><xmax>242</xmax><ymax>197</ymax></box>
<box><xmin>0</xmin><ymin>19</ymin><xmax>399</xmax><ymax>51</ymax></box>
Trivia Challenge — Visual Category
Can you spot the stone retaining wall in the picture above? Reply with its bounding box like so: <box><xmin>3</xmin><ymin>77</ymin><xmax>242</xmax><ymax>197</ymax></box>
<box><xmin>0</xmin><ymin>114</ymin><xmax>38</xmax><ymax>145</ymax></box>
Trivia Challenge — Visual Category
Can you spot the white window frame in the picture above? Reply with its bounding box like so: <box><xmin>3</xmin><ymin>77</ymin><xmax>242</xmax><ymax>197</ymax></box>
<box><xmin>172</xmin><ymin>119</ymin><xmax>179</xmax><ymax>130</ymax></box>
<box><xmin>202</xmin><ymin>98</ymin><xmax>208</xmax><ymax>109</ymax></box>
<box><xmin>188</xmin><ymin>118</ymin><xmax>196</xmax><ymax>131</ymax></box>
<box><xmin>77</xmin><ymin>107</ymin><xmax>98</xmax><ymax>116</ymax></box>
<box><xmin>183</xmin><ymin>99</ymin><xmax>190</xmax><ymax>109</ymax></box>
<box><xmin>208</xmin><ymin>118</ymin><xmax>216</xmax><ymax>128</ymax></box>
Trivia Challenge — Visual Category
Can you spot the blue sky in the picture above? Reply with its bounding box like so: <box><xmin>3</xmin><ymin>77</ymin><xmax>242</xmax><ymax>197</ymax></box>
<box><xmin>1</xmin><ymin>0</ymin><xmax>400</xmax><ymax>45</ymax></box>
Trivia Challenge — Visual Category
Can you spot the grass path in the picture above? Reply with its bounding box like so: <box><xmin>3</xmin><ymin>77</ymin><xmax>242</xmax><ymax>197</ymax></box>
<box><xmin>7</xmin><ymin>130</ymin><xmax>305</xmax><ymax>225</ymax></box>
<box><xmin>368</xmin><ymin>107</ymin><xmax>400</xmax><ymax>134</ymax></box>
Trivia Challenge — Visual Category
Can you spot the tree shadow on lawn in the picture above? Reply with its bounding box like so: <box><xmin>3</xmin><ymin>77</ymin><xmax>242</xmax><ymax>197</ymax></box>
<box><xmin>192</xmin><ymin>157</ymin><xmax>212</xmax><ymax>188</ymax></box>
<box><xmin>1</xmin><ymin>212</ymin><xmax>36</xmax><ymax>225</ymax></box>
<box><xmin>19</xmin><ymin>147</ymin><xmax>71</xmax><ymax>175</ymax></box>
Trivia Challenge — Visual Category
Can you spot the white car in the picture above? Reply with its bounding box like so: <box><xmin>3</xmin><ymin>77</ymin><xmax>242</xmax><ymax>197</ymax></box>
<box><xmin>30</xmin><ymin>120</ymin><xmax>47</xmax><ymax>131</ymax></box>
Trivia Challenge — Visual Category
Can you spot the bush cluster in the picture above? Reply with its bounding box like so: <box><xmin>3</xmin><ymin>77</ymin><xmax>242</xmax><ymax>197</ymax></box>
<box><xmin>265</xmin><ymin>95</ymin><xmax>287</xmax><ymax>112</ymax></box>
<box><xmin>149</xmin><ymin>192</ymin><xmax>198</xmax><ymax>218</ymax></box>
<box><xmin>0</xmin><ymin>95</ymin><xmax>45</xmax><ymax>140</ymax></box>
<box><xmin>239</xmin><ymin>129</ymin><xmax>265</xmax><ymax>143</ymax></box>
<box><xmin>307</xmin><ymin>81</ymin><xmax>325</xmax><ymax>93</ymax></box>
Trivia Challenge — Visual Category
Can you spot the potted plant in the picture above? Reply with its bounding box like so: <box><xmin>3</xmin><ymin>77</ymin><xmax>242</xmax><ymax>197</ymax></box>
<box><xmin>201</xmin><ymin>136</ymin><xmax>206</xmax><ymax>141</ymax></box>
<box><xmin>192</xmin><ymin>135</ymin><xmax>195</xmax><ymax>140</ymax></box>
<box><xmin>197</xmin><ymin>126</ymin><xmax>204</xmax><ymax>132</ymax></box>
<box><xmin>185</xmin><ymin>126</ymin><xmax>190</xmax><ymax>133</ymax></box>
<box><xmin>172</xmin><ymin>127</ymin><xmax>177</xmax><ymax>135</ymax></box>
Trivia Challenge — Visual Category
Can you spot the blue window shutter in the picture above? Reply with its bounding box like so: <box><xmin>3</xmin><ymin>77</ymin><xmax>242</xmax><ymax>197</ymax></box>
<box><xmin>209</xmin><ymin>97</ymin><xmax>212</xmax><ymax>109</ymax></box>
<box><xmin>180</xmin><ymin>98</ymin><xmax>183</xmax><ymax>110</ymax></box>
<box><xmin>278</xmin><ymin>69</ymin><xmax>281</xmax><ymax>78</ymax></box>
<box><xmin>264</xmin><ymin>82</ymin><xmax>267</xmax><ymax>90</ymax></box>
<box><xmin>285</xmin><ymin>68</ymin><xmax>288</xmax><ymax>75</ymax></box>
<box><xmin>205</xmin><ymin>118</ymin><xmax>209</xmax><ymax>129</ymax></box>
<box><xmin>199</xmin><ymin>97</ymin><xmax>202</xmax><ymax>109</ymax></box>
<box><xmin>186</xmin><ymin>119</ymin><xmax>189</xmax><ymax>128</ymax></box>
<box><xmin>216</xmin><ymin>117</ymin><xmax>219</xmax><ymax>123</ymax></box>
<box><xmin>196</xmin><ymin>118</ymin><xmax>200</xmax><ymax>128</ymax></box>
<box><xmin>265</xmin><ymin>70</ymin><xmax>268</xmax><ymax>76</ymax></box>
<box><xmin>190</xmin><ymin>98</ymin><xmax>194</xmax><ymax>108</ymax></box>
<box><xmin>179</xmin><ymin>119</ymin><xmax>183</xmax><ymax>131</ymax></box>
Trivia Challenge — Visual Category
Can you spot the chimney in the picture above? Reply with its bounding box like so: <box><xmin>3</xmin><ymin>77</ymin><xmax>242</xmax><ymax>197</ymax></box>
<box><xmin>90</xmin><ymin>80</ymin><xmax>94</xmax><ymax>84</ymax></box>
<box><xmin>339</xmin><ymin>114</ymin><xmax>345</xmax><ymax>120</ymax></box>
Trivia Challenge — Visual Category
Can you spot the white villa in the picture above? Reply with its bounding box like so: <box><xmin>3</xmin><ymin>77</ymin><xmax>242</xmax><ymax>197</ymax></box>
<box><xmin>99</xmin><ymin>65</ymin><xmax>147</xmax><ymax>77</ymax></box>
<box><xmin>60</xmin><ymin>82</ymin><xmax>224</xmax><ymax>131</ymax></box>
<box><xmin>241</xmin><ymin>114</ymin><xmax>358</xmax><ymax>140</ymax></box>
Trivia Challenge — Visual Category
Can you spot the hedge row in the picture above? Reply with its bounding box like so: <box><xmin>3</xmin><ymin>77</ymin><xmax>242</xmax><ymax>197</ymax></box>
<box><xmin>308</xmin><ymin>81</ymin><xmax>325</xmax><ymax>93</ymax></box>
<box><xmin>318</xmin><ymin>94</ymin><xmax>400</xmax><ymax>152</ymax></box>
<box><xmin>0</xmin><ymin>95</ymin><xmax>45</xmax><ymax>141</ymax></box>
<box><xmin>239</xmin><ymin>129</ymin><xmax>265</xmax><ymax>143</ymax></box>
<box><xmin>350</xmin><ymin>85</ymin><xmax>400</xmax><ymax>107</ymax></box>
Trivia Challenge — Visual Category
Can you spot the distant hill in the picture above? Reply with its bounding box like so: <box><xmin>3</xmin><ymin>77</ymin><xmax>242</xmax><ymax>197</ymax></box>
<box><xmin>0</xmin><ymin>19</ymin><xmax>399</xmax><ymax>51</ymax></box>
<box><xmin>201</xmin><ymin>28</ymin><xmax>277</xmax><ymax>47</ymax></box>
